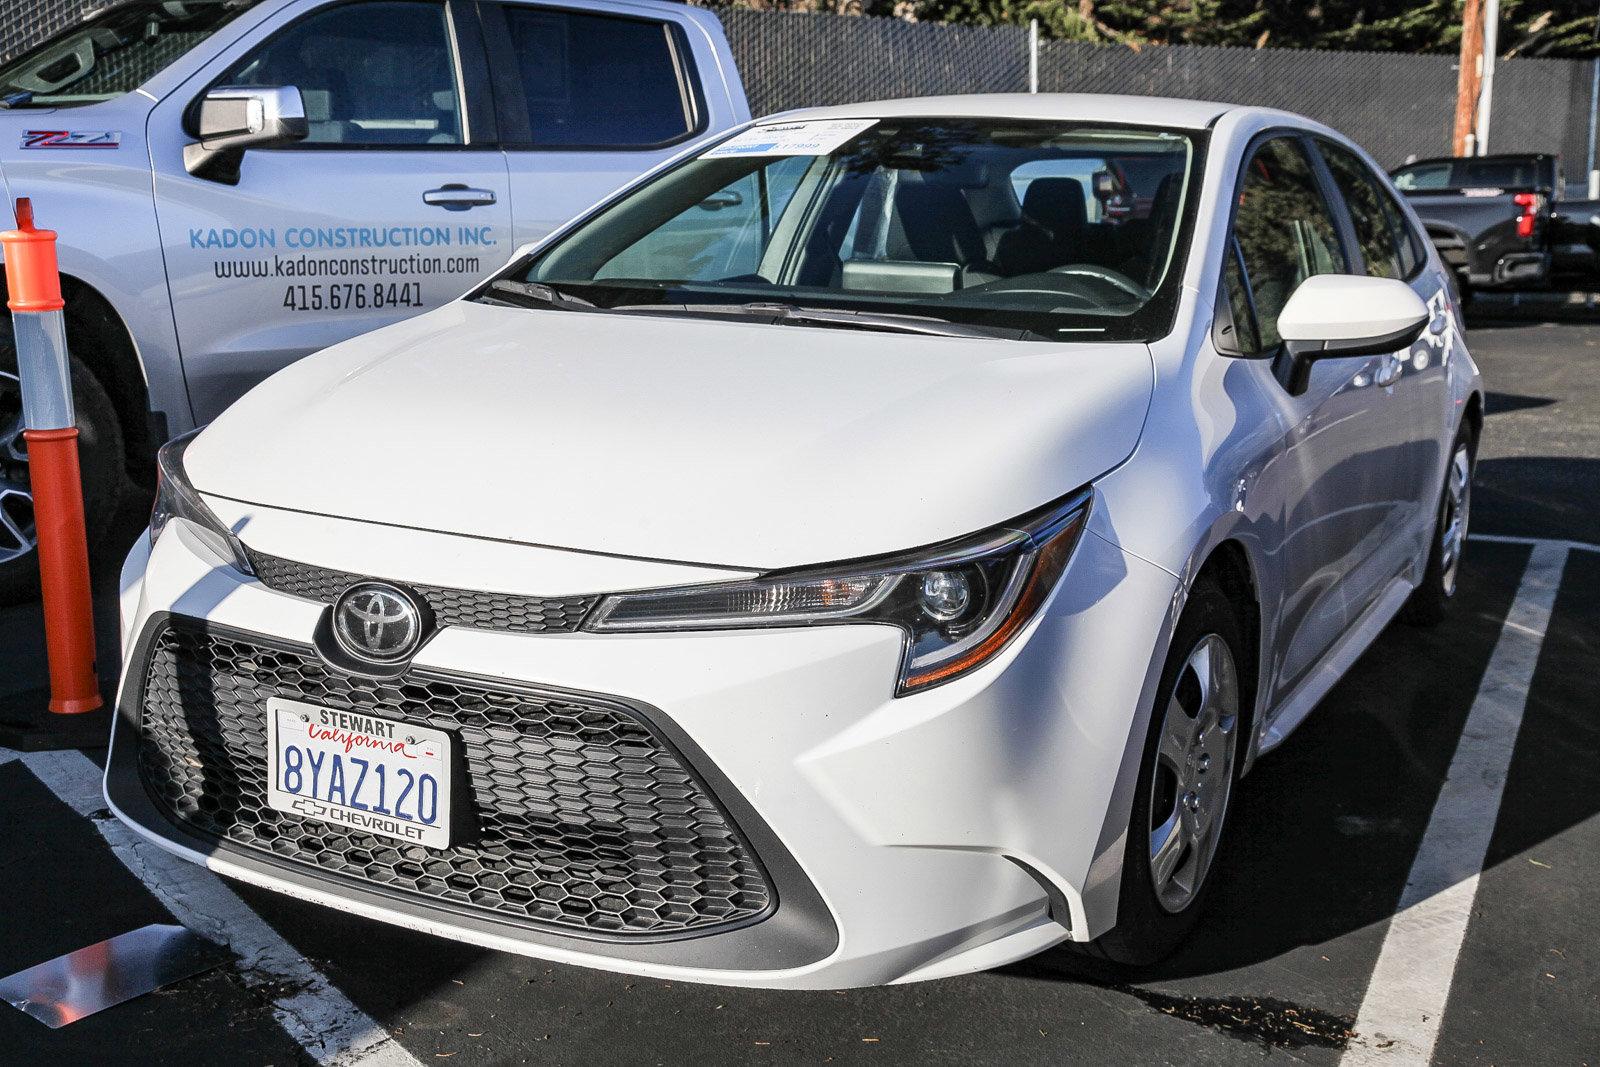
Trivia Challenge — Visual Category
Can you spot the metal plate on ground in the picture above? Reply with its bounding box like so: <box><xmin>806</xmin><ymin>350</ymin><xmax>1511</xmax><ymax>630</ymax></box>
<box><xmin>0</xmin><ymin>923</ymin><xmax>228</xmax><ymax>1028</ymax></box>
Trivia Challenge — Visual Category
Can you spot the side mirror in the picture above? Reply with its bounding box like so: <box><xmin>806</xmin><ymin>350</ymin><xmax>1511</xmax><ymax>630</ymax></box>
<box><xmin>1276</xmin><ymin>274</ymin><xmax>1429</xmax><ymax>395</ymax></box>
<box><xmin>183</xmin><ymin>85</ymin><xmax>308</xmax><ymax>185</ymax></box>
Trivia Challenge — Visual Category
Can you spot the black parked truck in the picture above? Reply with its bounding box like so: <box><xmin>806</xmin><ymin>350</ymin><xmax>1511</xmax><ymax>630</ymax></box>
<box><xmin>1392</xmin><ymin>153</ymin><xmax>1600</xmax><ymax>296</ymax></box>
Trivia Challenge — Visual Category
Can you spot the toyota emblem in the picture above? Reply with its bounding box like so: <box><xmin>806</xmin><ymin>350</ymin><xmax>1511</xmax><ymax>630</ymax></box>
<box><xmin>332</xmin><ymin>582</ymin><xmax>424</xmax><ymax>662</ymax></box>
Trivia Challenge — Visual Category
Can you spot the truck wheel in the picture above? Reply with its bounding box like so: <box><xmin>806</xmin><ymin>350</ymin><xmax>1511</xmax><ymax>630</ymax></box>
<box><xmin>0</xmin><ymin>322</ymin><xmax>125</xmax><ymax>605</ymax></box>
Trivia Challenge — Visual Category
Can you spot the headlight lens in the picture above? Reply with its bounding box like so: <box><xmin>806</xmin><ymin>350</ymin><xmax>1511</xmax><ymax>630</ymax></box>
<box><xmin>585</xmin><ymin>491</ymin><xmax>1091</xmax><ymax>695</ymax></box>
<box><xmin>149</xmin><ymin>429</ymin><xmax>254</xmax><ymax>575</ymax></box>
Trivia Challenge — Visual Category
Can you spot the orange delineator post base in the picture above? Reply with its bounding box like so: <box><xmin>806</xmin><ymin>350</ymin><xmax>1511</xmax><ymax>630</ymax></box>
<box><xmin>3</xmin><ymin>197</ymin><xmax>102</xmax><ymax>716</ymax></box>
<box><xmin>24</xmin><ymin>427</ymin><xmax>100</xmax><ymax>714</ymax></box>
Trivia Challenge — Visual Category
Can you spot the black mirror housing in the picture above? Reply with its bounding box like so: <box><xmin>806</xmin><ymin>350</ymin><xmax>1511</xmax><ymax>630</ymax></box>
<box><xmin>184</xmin><ymin>85</ymin><xmax>309</xmax><ymax>185</ymax></box>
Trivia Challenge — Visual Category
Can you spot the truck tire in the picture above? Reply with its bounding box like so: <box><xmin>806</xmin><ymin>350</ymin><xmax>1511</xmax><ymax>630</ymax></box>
<box><xmin>0</xmin><ymin>319</ymin><xmax>125</xmax><ymax>605</ymax></box>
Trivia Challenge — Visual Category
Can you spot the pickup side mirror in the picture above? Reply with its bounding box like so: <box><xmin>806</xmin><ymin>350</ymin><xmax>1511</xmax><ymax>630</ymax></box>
<box><xmin>1275</xmin><ymin>274</ymin><xmax>1429</xmax><ymax>395</ymax></box>
<box><xmin>183</xmin><ymin>85</ymin><xmax>308</xmax><ymax>185</ymax></box>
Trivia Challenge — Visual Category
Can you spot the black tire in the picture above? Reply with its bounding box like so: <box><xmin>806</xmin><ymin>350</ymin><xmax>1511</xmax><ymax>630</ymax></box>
<box><xmin>1401</xmin><ymin>423</ymin><xmax>1476</xmax><ymax>627</ymax></box>
<box><xmin>0</xmin><ymin>320</ymin><xmax>125</xmax><ymax>605</ymax></box>
<box><xmin>1078</xmin><ymin>577</ymin><xmax>1247</xmax><ymax>968</ymax></box>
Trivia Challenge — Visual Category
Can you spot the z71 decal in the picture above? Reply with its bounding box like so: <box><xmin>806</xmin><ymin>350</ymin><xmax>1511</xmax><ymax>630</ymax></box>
<box><xmin>20</xmin><ymin>130</ymin><xmax>121</xmax><ymax>149</ymax></box>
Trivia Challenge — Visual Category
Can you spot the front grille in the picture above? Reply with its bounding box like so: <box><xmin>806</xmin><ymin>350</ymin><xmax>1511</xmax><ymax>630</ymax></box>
<box><xmin>244</xmin><ymin>548</ymin><xmax>596</xmax><ymax>634</ymax></box>
<box><xmin>136</xmin><ymin>620</ymin><xmax>774</xmax><ymax>938</ymax></box>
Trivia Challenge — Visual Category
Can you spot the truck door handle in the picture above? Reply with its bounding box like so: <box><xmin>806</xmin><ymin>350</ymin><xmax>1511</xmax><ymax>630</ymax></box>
<box><xmin>423</xmin><ymin>184</ymin><xmax>497</xmax><ymax>210</ymax></box>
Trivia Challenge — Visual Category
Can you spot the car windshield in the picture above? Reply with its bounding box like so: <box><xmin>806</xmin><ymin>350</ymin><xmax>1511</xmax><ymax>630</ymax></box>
<box><xmin>0</xmin><ymin>0</ymin><xmax>256</xmax><ymax>109</ymax></box>
<box><xmin>506</xmin><ymin>118</ymin><xmax>1202</xmax><ymax>341</ymax></box>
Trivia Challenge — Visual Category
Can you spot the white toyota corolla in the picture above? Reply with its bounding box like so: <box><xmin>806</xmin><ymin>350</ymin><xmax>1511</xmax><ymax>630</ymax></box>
<box><xmin>109</xmin><ymin>94</ymin><xmax>1481</xmax><ymax>988</ymax></box>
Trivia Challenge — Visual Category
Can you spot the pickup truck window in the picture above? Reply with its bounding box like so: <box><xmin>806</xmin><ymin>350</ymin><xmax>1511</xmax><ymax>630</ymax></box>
<box><xmin>0</xmin><ymin>0</ymin><xmax>255</xmax><ymax>108</ymax></box>
<box><xmin>222</xmin><ymin>1</ymin><xmax>463</xmax><ymax>146</ymax></box>
<box><xmin>517</xmin><ymin>120</ymin><xmax>1201</xmax><ymax>341</ymax></box>
<box><xmin>497</xmin><ymin>7</ymin><xmax>694</xmax><ymax>148</ymax></box>
<box><xmin>1394</xmin><ymin>156</ymin><xmax>1554</xmax><ymax>194</ymax></box>
<box><xmin>1228</xmin><ymin>136</ymin><xmax>1346</xmax><ymax>352</ymax></box>
<box><xmin>1392</xmin><ymin>162</ymin><xmax>1452</xmax><ymax>191</ymax></box>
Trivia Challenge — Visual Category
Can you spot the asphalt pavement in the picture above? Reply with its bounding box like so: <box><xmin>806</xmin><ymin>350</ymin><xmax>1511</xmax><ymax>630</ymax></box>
<box><xmin>0</xmin><ymin>305</ymin><xmax>1595</xmax><ymax>1066</ymax></box>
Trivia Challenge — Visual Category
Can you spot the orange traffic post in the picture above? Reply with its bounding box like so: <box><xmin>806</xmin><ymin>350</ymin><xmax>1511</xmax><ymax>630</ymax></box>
<box><xmin>1</xmin><ymin>198</ymin><xmax>101</xmax><ymax>715</ymax></box>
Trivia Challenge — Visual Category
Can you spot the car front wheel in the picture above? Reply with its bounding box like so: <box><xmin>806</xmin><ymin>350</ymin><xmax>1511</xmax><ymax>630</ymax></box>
<box><xmin>1080</xmin><ymin>576</ymin><xmax>1245</xmax><ymax>967</ymax></box>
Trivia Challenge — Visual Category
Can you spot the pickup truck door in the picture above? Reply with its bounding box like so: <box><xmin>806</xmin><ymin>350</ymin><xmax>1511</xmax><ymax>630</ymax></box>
<box><xmin>480</xmin><ymin>0</ymin><xmax>742</xmax><ymax>247</ymax></box>
<box><xmin>148</xmin><ymin>0</ymin><xmax>512</xmax><ymax>424</ymax></box>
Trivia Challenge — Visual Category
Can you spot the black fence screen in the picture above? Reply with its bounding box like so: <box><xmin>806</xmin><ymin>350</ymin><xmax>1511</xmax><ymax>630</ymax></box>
<box><xmin>1</xmin><ymin>2</ymin><xmax>1595</xmax><ymax>172</ymax></box>
<box><xmin>721</xmin><ymin>8</ymin><xmax>1599</xmax><ymax>172</ymax></box>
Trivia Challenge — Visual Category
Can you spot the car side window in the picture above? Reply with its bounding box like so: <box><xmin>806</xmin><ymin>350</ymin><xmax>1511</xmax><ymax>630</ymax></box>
<box><xmin>1228</xmin><ymin>136</ymin><xmax>1348</xmax><ymax>352</ymax></box>
<box><xmin>497</xmin><ymin>7</ymin><xmax>694</xmax><ymax>148</ymax></box>
<box><xmin>1318</xmin><ymin>140</ymin><xmax>1407</xmax><ymax>279</ymax></box>
<box><xmin>223</xmin><ymin>1</ymin><xmax>463</xmax><ymax>146</ymax></box>
<box><xmin>1218</xmin><ymin>238</ymin><xmax>1260</xmax><ymax>354</ymax></box>
<box><xmin>1377</xmin><ymin>179</ymin><xmax>1427</xmax><ymax>277</ymax></box>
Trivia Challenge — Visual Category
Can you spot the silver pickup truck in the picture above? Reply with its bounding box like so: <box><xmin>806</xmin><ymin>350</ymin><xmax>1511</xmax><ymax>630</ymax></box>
<box><xmin>0</xmin><ymin>0</ymin><xmax>749</xmax><ymax>599</ymax></box>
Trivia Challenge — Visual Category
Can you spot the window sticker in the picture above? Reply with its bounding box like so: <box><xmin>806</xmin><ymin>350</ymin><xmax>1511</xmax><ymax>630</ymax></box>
<box><xmin>703</xmin><ymin>118</ymin><xmax>877</xmax><ymax>159</ymax></box>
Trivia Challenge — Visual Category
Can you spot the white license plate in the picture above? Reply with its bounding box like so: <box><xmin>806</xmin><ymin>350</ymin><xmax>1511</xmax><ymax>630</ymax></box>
<box><xmin>265</xmin><ymin>697</ymin><xmax>453</xmax><ymax>849</ymax></box>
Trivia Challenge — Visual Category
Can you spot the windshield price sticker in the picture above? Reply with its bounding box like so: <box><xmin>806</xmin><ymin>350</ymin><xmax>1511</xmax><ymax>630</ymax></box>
<box><xmin>704</xmin><ymin>118</ymin><xmax>878</xmax><ymax>158</ymax></box>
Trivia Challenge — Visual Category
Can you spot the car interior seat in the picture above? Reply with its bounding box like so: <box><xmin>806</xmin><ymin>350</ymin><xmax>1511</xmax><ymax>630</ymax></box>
<box><xmin>994</xmin><ymin>177</ymin><xmax>1088</xmax><ymax>276</ymax></box>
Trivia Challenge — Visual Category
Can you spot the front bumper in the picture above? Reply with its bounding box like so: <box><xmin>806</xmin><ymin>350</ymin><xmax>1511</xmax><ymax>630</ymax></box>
<box><xmin>108</xmin><ymin>501</ymin><xmax>1179</xmax><ymax>988</ymax></box>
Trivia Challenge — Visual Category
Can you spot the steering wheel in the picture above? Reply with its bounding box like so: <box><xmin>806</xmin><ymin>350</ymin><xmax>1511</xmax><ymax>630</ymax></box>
<box><xmin>1047</xmin><ymin>264</ymin><xmax>1150</xmax><ymax>301</ymax></box>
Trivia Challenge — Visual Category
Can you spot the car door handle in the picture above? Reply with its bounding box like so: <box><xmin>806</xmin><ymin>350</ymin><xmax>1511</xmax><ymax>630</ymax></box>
<box><xmin>1373</xmin><ymin>355</ymin><xmax>1403</xmax><ymax>388</ymax></box>
<box><xmin>423</xmin><ymin>184</ymin><xmax>497</xmax><ymax>210</ymax></box>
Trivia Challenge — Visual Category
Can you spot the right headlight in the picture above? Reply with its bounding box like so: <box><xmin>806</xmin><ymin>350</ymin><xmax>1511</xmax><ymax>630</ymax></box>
<box><xmin>585</xmin><ymin>490</ymin><xmax>1091</xmax><ymax>695</ymax></box>
<box><xmin>149</xmin><ymin>429</ymin><xmax>254</xmax><ymax>575</ymax></box>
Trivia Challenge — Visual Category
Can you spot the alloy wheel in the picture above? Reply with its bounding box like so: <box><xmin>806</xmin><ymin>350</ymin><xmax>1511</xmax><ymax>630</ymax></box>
<box><xmin>1439</xmin><ymin>443</ymin><xmax>1472</xmax><ymax>597</ymax></box>
<box><xmin>0</xmin><ymin>368</ymin><xmax>35</xmax><ymax>566</ymax></box>
<box><xmin>1148</xmin><ymin>633</ymin><xmax>1239</xmax><ymax>914</ymax></box>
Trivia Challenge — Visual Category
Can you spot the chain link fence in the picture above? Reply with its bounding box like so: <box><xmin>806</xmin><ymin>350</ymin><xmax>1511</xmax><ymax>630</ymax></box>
<box><xmin>0</xmin><ymin>2</ymin><xmax>1595</xmax><ymax>171</ymax></box>
<box><xmin>722</xmin><ymin>8</ymin><xmax>1600</xmax><ymax>171</ymax></box>
<box><xmin>1036</xmin><ymin>41</ymin><xmax>1462</xmax><ymax>167</ymax></box>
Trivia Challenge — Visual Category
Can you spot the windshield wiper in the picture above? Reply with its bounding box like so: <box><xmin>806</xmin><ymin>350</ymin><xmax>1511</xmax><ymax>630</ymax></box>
<box><xmin>482</xmin><ymin>279</ymin><xmax>597</xmax><ymax>311</ymax></box>
<box><xmin>0</xmin><ymin>90</ymin><xmax>35</xmax><ymax>108</ymax></box>
<box><xmin>736</xmin><ymin>302</ymin><xmax>1041</xmax><ymax>341</ymax></box>
<box><xmin>482</xmin><ymin>286</ymin><xmax>1043</xmax><ymax>340</ymax></box>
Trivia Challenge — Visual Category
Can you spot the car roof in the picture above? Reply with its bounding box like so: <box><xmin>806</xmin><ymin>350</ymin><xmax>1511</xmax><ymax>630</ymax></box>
<box><xmin>762</xmin><ymin>93</ymin><xmax>1240</xmax><ymax>130</ymax></box>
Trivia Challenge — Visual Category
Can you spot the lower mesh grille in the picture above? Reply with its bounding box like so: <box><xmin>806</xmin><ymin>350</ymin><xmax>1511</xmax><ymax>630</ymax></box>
<box><xmin>135</xmin><ymin>620</ymin><xmax>774</xmax><ymax>937</ymax></box>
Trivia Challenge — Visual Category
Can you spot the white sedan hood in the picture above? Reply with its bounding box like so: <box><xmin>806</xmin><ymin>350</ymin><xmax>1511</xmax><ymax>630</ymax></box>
<box><xmin>188</xmin><ymin>301</ymin><xmax>1153</xmax><ymax>570</ymax></box>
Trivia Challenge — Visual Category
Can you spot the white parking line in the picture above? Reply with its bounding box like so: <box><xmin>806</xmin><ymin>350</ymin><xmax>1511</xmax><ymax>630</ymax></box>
<box><xmin>1343</xmin><ymin>541</ymin><xmax>1569</xmax><ymax>1064</ymax></box>
<box><xmin>1471</xmin><ymin>530</ymin><xmax>1600</xmax><ymax>555</ymax></box>
<box><xmin>0</xmin><ymin>746</ymin><xmax>422</xmax><ymax>1067</ymax></box>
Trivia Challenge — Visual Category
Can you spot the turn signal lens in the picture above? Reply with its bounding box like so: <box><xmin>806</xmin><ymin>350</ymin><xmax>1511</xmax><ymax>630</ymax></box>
<box><xmin>584</xmin><ymin>491</ymin><xmax>1092</xmax><ymax>696</ymax></box>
